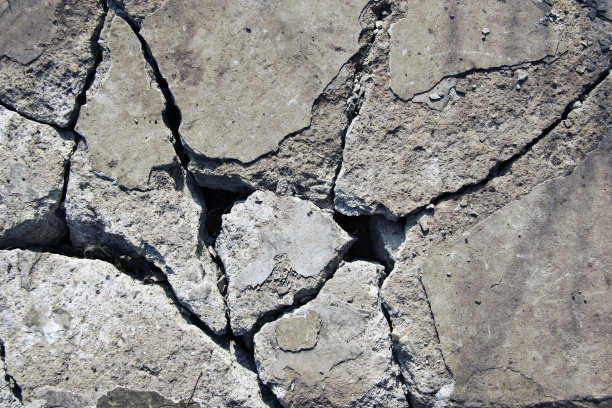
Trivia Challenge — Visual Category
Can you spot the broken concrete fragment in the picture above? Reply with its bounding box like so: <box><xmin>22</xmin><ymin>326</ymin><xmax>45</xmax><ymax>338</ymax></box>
<box><xmin>255</xmin><ymin>261</ymin><xmax>407</xmax><ymax>408</ymax></box>
<box><xmin>0</xmin><ymin>0</ymin><xmax>61</xmax><ymax>65</ymax></box>
<box><xmin>335</xmin><ymin>0</ymin><xmax>610</xmax><ymax>217</ymax></box>
<box><xmin>0</xmin><ymin>107</ymin><xmax>74</xmax><ymax>248</ymax></box>
<box><xmin>141</xmin><ymin>0</ymin><xmax>368</xmax><ymax>162</ymax></box>
<box><xmin>421</xmin><ymin>142</ymin><xmax>612</xmax><ymax>406</ymax></box>
<box><xmin>389</xmin><ymin>0</ymin><xmax>559</xmax><ymax>100</ymax></box>
<box><xmin>0</xmin><ymin>249</ymin><xmax>269</xmax><ymax>408</ymax></box>
<box><xmin>217</xmin><ymin>190</ymin><xmax>354</xmax><ymax>336</ymax></box>
<box><xmin>0</xmin><ymin>0</ymin><xmax>105</xmax><ymax>126</ymax></box>
<box><xmin>65</xmin><ymin>142</ymin><xmax>227</xmax><ymax>334</ymax></box>
<box><xmin>381</xmin><ymin>264</ymin><xmax>454</xmax><ymax>408</ymax></box>
<box><xmin>76</xmin><ymin>13</ymin><xmax>175</xmax><ymax>189</ymax></box>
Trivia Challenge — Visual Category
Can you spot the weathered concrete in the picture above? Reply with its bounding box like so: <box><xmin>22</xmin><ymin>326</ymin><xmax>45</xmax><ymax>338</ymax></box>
<box><xmin>334</xmin><ymin>0</ymin><xmax>610</xmax><ymax>217</ymax></box>
<box><xmin>0</xmin><ymin>0</ymin><xmax>105</xmax><ymax>126</ymax></box>
<box><xmin>420</xmin><ymin>141</ymin><xmax>612</xmax><ymax>406</ymax></box>
<box><xmin>0</xmin><ymin>107</ymin><xmax>74</xmax><ymax>248</ymax></box>
<box><xmin>141</xmin><ymin>0</ymin><xmax>368</xmax><ymax>162</ymax></box>
<box><xmin>65</xmin><ymin>142</ymin><xmax>227</xmax><ymax>334</ymax></box>
<box><xmin>108</xmin><ymin>0</ymin><xmax>166</xmax><ymax>25</ymax></box>
<box><xmin>389</xmin><ymin>0</ymin><xmax>559</xmax><ymax>100</ymax></box>
<box><xmin>254</xmin><ymin>261</ymin><xmax>407</xmax><ymax>408</ymax></box>
<box><xmin>381</xmin><ymin>263</ymin><xmax>454</xmax><ymax>408</ymax></box>
<box><xmin>380</xmin><ymin>73</ymin><xmax>612</xmax><ymax>408</ymax></box>
<box><xmin>217</xmin><ymin>190</ymin><xmax>354</xmax><ymax>336</ymax></box>
<box><xmin>76</xmin><ymin>13</ymin><xmax>176</xmax><ymax>189</ymax></box>
<box><xmin>398</xmin><ymin>75</ymin><xmax>612</xmax><ymax>265</ymax></box>
<box><xmin>0</xmin><ymin>249</ymin><xmax>269</xmax><ymax>408</ymax></box>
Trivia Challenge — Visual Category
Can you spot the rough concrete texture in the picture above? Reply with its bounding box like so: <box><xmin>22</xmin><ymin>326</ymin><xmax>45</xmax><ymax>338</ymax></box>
<box><xmin>187</xmin><ymin>63</ymin><xmax>354</xmax><ymax>208</ymax></box>
<box><xmin>397</xmin><ymin>75</ymin><xmax>612</xmax><ymax>266</ymax></box>
<box><xmin>420</xmin><ymin>140</ymin><xmax>611</xmax><ymax>406</ymax></box>
<box><xmin>381</xmin><ymin>264</ymin><xmax>454</xmax><ymax>408</ymax></box>
<box><xmin>141</xmin><ymin>0</ymin><xmax>368</xmax><ymax>162</ymax></box>
<box><xmin>108</xmin><ymin>0</ymin><xmax>166</xmax><ymax>26</ymax></box>
<box><xmin>335</xmin><ymin>0</ymin><xmax>611</xmax><ymax>217</ymax></box>
<box><xmin>381</xmin><ymin>76</ymin><xmax>612</xmax><ymax>407</ymax></box>
<box><xmin>0</xmin><ymin>106</ymin><xmax>74</xmax><ymax>248</ymax></box>
<box><xmin>0</xmin><ymin>0</ymin><xmax>105</xmax><ymax>127</ymax></box>
<box><xmin>76</xmin><ymin>13</ymin><xmax>176</xmax><ymax>189</ymax></box>
<box><xmin>0</xmin><ymin>0</ymin><xmax>611</xmax><ymax>406</ymax></box>
<box><xmin>217</xmin><ymin>190</ymin><xmax>354</xmax><ymax>336</ymax></box>
<box><xmin>65</xmin><ymin>142</ymin><xmax>227</xmax><ymax>334</ymax></box>
<box><xmin>254</xmin><ymin>261</ymin><xmax>407</xmax><ymax>408</ymax></box>
<box><xmin>389</xmin><ymin>0</ymin><xmax>559</xmax><ymax>100</ymax></box>
<box><xmin>0</xmin><ymin>249</ymin><xmax>269</xmax><ymax>408</ymax></box>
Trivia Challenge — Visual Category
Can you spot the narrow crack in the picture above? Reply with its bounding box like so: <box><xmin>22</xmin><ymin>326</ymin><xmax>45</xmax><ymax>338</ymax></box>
<box><xmin>118</xmin><ymin>14</ymin><xmax>190</xmax><ymax>168</ymax></box>
<box><xmin>380</xmin><ymin>302</ymin><xmax>414</xmax><ymax>408</ymax></box>
<box><xmin>0</xmin><ymin>101</ymin><xmax>63</xmax><ymax>130</ymax></box>
<box><xmin>0</xmin><ymin>340</ymin><xmax>22</xmax><ymax>403</ymax></box>
<box><xmin>68</xmin><ymin>1</ymin><xmax>109</xmax><ymax>130</ymax></box>
<box><xmin>399</xmin><ymin>66</ymin><xmax>612</xmax><ymax>219</ymax></box>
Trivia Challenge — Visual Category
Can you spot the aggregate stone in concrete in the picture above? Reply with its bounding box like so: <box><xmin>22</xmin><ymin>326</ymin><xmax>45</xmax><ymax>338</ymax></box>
<box><xmin>0</xmin><ymin>249</ymin><xmax>269</xmax><ymax>408</ymax></box>
<box><xmin>216</xmin><ymin>190</ymin><xmax>354</xmax><ymax>336</ymax></box>
<box><xmin>420</xmin><ymin>142</ymin><xmax>612</xmax><ymax>406</ymax></box>
<box><xmin>254</xmin><ymin>261</ymin><xmax>407</xmax><ymax>408</ymax></box>
<box><xmin>140</xmin><ymin>0</ymin><xmax>368</xmax><ymax>162</ymax></box>
<box><xmin>65</xmin><ymin>142</ymin><xmax>227</xmax><ymax>335</ymax></box>
<box><xmin>389</xmin><ymin>0</ymin><xmax>559</xmax><ymax>100</ymax></box>
<box><xmin>0</xmin><ymin>107</ymin><xmax>74</xmax><ymax>248</ymax></box>
<box><xmin>0</xmin><ymin>0</ymin><xmax>105</xmax><ymax>127</ymax></box>
<box><xmin>76</xmin><ymin>13</ymin><xmax>176</xmax><ymax>190</ymax></box>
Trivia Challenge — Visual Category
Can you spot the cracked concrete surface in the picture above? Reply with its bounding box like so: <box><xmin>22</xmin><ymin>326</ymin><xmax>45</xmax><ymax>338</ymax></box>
<box><xmin>140</xmin><ymin>0</ymin><xmax>368</xmax><ymax>162</ymax></box>
<box><xmin>76</xmin><ymin>11</ymin><xmax>176</xmax><ymax>189</ymax></box>
<box><xmin>0</xmin><ymin>0</ymin><xmax>610</xmax><ymax>407</ymax></box>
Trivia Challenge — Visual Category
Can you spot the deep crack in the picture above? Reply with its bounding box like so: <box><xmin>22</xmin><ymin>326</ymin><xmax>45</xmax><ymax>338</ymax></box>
<box><xmin>0</xmin><ymin>340</ymin><xmax>22</xmax><ymax>403</ymax></box>
<box><xmin>118</xmin><ymin>13</ymin><xmax>190</xmax><ymax>169</ymax></box>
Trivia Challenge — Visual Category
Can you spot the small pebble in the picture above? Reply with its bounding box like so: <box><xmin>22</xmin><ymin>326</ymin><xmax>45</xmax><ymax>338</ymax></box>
<box><xmin>426</xmin><ymin>203</ymin><xmax>435</xmax><ymax>210</ymax></box>
<box><xmin>516</xmin><ymin>69</ymin><xmax>528</xmax><ymax>81</ymax></box>
<box><xmin>429</xmin><ymin>92</ymin><xmax>443</xmax><ymax>101</ymax></box>
<box><xmin>419</xmin><ymin>217</ymin><xmax>430</xmax><ymax>233</ymax></box>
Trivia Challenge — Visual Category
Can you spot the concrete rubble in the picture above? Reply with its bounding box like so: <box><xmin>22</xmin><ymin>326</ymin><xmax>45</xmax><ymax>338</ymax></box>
<box><xmin>254</xmin><ymin>261</ymin><xmax>407</xmax><ymax>407</ymax></box>
<box><xmin>0</xmin><ymin>0</ymin><xmax>105</xmax><ymax>127</ymax></box>
<box><xmin>0</xmin><ymin>0</ymin><xmax>610</xmax><ymax>406</ymax></box>
<box><xmin>217</xmin><ymin>190</ymin><xmax>354</xmax><ymax>336</ymax></box>
<box><xmin>65</xmin><ymin>142</ymin><xmax>227</xmax><ymax>335</ymax></box>
<box><xmin>0</xmin><ymin>107</ymin><xmax>74</xmax><ymax>248</ymax></box>
<box><xmin>0</xmin><ymin>249</ymin><xmax>268</xmax><ymax>408</ymax></box>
